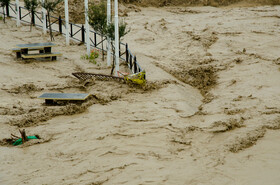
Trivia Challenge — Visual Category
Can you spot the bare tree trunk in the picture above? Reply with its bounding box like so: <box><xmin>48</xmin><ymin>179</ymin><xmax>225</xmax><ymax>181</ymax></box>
<box><xmin>2</xmin><ymin>7</ymin><xmax>5</xmax><ymax>23</ymax></box>
<box><xmin>101</xmin><ymin>35</ymin><xmax>104</xmax><ymax>61</ymax></box>
<box><xmin>30</xmin><ymin>10</ymin><xmax>34</xmax><ymax>31</ymax></box>
<box><xmin>30</xmin><ymin>14</ymin><xmax>32</xmax><ymax>31</ymax></box>
<box><xmin>47</xmin><ymin>12</ymin><xmax>54</xmax><ymax>41</ymax></box>
<box><xmin>110</xmin><ymin>42</ymin><xmax>115</xmax><ymax>75</ymax></box>
<box><xmin>19</xmin><ymin>129</ymin><xmax>28</xmax><ymax>143</ymax></box>
<box><xmin>110</xmin><ymin>56</ymin><xmax>115</xmax><ymax>75</ymax></box>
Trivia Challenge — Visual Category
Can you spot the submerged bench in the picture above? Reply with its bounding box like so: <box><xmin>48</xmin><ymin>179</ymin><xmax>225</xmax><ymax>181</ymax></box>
<box><xmin>21</xmin><ymin>52</ymin><xmax>62</xmax><ymax>61</ymax></box>
<box><xmin>12</xmin><ymin>48</ymin><xmax>44</xmax><ymax>58</ymax></box>
<box><xmin>38</xmin><ymin>93</ymin><xmax>90</xmax><ymax>105</ymax></box>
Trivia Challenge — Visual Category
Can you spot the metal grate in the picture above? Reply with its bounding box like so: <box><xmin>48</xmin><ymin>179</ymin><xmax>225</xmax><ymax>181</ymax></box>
<box><xmin>72</xmin><ymin>72</ymin><xmax>125</xmax><ymax>82</ymax></box>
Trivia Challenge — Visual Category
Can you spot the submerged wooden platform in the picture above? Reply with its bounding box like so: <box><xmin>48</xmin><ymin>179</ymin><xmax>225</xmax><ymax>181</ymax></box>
<box><xmin>16</xmin><ymin>42</ymin><xmax>56</xmax><ymax>49</ymax></box>
<box><xmin>38</xmin><ymin>93</ymin><xmax>90</xmax><ymax>104</ymax></box>
<box><xmin>21</xmin><ymin>52</ymin><xmax>62</xmax><ymax>60</ymax></box>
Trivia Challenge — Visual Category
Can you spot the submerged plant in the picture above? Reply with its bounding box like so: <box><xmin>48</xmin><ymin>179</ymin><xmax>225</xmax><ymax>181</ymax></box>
<box><xmin>81</xmin><ymin>49</ymin><xmax>99</xmax><ymax>64</ymax></box>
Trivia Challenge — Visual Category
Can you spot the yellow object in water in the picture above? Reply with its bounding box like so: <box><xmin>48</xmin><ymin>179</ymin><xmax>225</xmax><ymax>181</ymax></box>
<box><xmin>124</xmin><ymin>70</ymin><xmax>146</xmax><ymax>85</ymax></box>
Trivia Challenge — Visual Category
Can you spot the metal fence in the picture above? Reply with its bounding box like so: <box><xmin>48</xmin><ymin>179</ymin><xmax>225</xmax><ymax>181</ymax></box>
<box><xmin>0</xmin><ymin>3</ymin><xmax>143</xmax><ymax>75</ymax></box>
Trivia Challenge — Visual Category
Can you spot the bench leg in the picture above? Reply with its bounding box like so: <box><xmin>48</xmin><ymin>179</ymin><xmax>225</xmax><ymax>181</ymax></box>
<box><xmin>21</xmin><ymin>49</ymin><xmax>28</xmax><ymax>55</ymax></box>
<box><xmin>44</xmin><ymin>47</ymin><xmax>51</xmax><ymax>53</ymax></box>
<box><xmin>16</xmin><ymin>52</ymin><xmax>21</xmax><ymax>58</ymax></box>
<box><xmin>45</xmin><ymin>99</ymin><xmax>54</xmax><ymax>105</ymax></box>
<box><xmin>52</xmin><ymin>56</ymin><xmax>57</xmax><ymax>61</ymax></box>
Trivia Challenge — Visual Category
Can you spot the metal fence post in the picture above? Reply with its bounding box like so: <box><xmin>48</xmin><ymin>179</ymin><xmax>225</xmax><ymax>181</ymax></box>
<box><xmin>70</xmin><ymin>23</ymin><xmax>73</xmax><ymax>37</ymax></box>
<box><xmin>6</xmin><ymin>4</ymin><xmax>9</xmax><ymax>17</ymax></box>
<box><xmin>125</xmin><ymin>43</ymin><xmax>128</xmax><ymax>63</ymax></box>
<box><xmin>59</xmin><ymin>15</ymin><xmax>62</xmax><ymax>34</ymax></box>
<box><xmin>119</xmin><ymin>42</ymin><xmax>121</xmax><ymax>58</ymax></box>
<box><xmin>19</xmin><ymin>7</ymin><xmax>21</xmax><ymax>20</ymax></box>
<box><xmin>81</xmin><ymin>25</ymin><xmax>85</xmax><ymax>43</ymax></box>
<box><xmin>31</xmin><ymin>10</ymin><xmax>35</xmax><ymax>25</ymax></box>
<box><xmin>129</xmin><ymin>55</ymin><xmax>132</xmax><ymax>71</ymax></box>
<box><xmin>134</xmin><ymin>56</ymin><xmax>137</xmax><ymax>73</ymax></box>
<box><xmin>94</xmin><ymin>33</ymin><xmax>97</xmax><ymax>47</ymax></box>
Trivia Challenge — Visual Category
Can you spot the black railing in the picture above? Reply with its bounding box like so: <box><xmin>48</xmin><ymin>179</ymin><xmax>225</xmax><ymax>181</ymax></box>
<box><xmin>0</xmin><ymin>3</ymin><xmax>144</xmax><ymax>75</ymax></box>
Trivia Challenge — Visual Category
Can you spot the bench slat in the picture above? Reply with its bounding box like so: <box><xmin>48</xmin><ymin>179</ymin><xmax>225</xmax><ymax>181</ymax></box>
<box><xmin>12</xmin><ymin>48</ymin><xmax>44</xmax><ymax>52</ymax></box>
<box><xmin>38</xmin><ymin>93</ymin><xmax>90</xmax><ymax>100</ymax></box>
<box><xmin>21</xmin><ymin>52</ymin><xmax>62</xmax><ymax>59</ymax></box>
<box><xmin>16</xmin><ymin>42</ymin><xmax>55</xmax><ymax>49</ymax></box>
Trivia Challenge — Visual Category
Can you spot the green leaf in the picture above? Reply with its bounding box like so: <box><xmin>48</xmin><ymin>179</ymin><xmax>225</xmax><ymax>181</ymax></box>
<box><xmin>88</xmin><ymin>1</ymin><xmax>107</xmax><ymax>36</ymax></box>
<box><xmin>41</xmin><ymin>0</ymin><xmax>62</xmax><ymax>13</ymax></box>
<box><xmin>24</xmin><ymin>0</ymin><xmax>39</xmax><ymax>12</ymax></box>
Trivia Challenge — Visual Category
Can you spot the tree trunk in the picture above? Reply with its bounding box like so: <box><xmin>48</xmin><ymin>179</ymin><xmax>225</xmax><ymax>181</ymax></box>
<box><xmin>101</xmin><ymin>35</ymin><xmax>104</xmax><ymax>61</ymax></box>
<box><xmin>110</xmin><ymin>42</ymin><xmax>115</xmax><ymax>75</ymax></box>
<box><xmin>30</xmin><ymin>11</ymin><xmax>33</xmax><ymax>31</ymax></box>
<box><xmin>19</xmin><ymin>129</ymin><xmax>28</xmax><ymax>143</ymax></box>
<box><xmin>47</xmin><ymin>12</ymin><xmax>54</xmax><ymax>41</ymax></box>
<box><xmin>3</xmin><ymin>7</ymin><xmax>5</xmax><ymax>23</ymax></box>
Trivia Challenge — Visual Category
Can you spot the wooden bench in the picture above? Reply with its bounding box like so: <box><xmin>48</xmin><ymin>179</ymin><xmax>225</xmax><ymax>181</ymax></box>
<box><xmin>21</xmin><ymin>52</ymin><xmax>62</xmax><ymax>61</ymax></box>
<box><xmin>12</xmin><ymin>48</ymin><xmax>44</xmax><ymax>58</ymax></box>
<box><xmin>38</xmin><ymin>93</ymin><xmax>90</xmax><ymax>105</ymax></box>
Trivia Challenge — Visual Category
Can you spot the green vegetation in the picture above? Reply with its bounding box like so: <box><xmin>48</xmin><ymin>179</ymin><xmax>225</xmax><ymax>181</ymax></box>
<box><xmin>105</xmin><ymin>21</ymin><xmax>129</xmax><ymax>41</ymax></box>
<box><xmin>24</xmin><ymin>0</ymin><xmax>39</xmax><ymax>31</ymax></box>
<box><xmin>41</xmin><ymin>0</ymin><xmax>62</xmax><ymax>41</ymax></box>
<box><xmin>88</xmin><ymin>0</ymin><xmax>130</xmax><ymax>74</ymax></box>
<box><xmin>81</xmin><ymin>49</ymin><xmax>99</xmax><ymax>64</ymax></box>
<box><xmin>88</xmin><ymin>1</ymin><xmax>107</xmax><ymax>61</ymax></box>
<box><xmin>106</xmin><ymin>21</ymin><xmax>130</xmax><ymax>75</ymax></box>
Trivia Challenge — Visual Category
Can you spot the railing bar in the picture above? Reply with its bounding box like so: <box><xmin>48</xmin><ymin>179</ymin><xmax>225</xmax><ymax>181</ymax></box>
<box><xmin>52</xmin><ymin>19</ymin><xmax>59</xmax><ymax>24</ymax></box>
<box><xmin>9</xmin><ymin>5</ymin><xmax>16</xmax><ymax>14</ymax></box>
<box><xmin>89</xmin><ymin>37</ymin><xmax>95</xmax><ymax>45</ymax></box>
<box><xmin>21</xmin><ymin>12</ymin><xmax>30</xmax><ymax>19</ymax></box>
<box><xmin>72</xmin><ymin>29</ymin><xmax>81</xmax><ymax>37</ymax></box>
<box><xmin>49</xmin><ymin>19</ymin><xmax>59</xmax><ymax>27</ymax></box>
<box><xmin>89</xmin><ymin>30</ymin><xmax>101</xmax><ymax>37</ymax></box>
<box><xmin>34</xmin><ymin>13</ymin><xmax>43</xmax><ymax>23</ymax></box>
<box><xmin>7</xmin><ymin>15</ymin><xmax>16</xmax><ymax>18</ymax></box>
<box><xmin>96</xmin><ymin>38</ymin><xmax>106</xmax><ymax>47</ymax></box>
<box><xmin>68</xmin><ymin>23</ymin><xmax>82</xmax><ymax>28</ymax></box>
<box><xmin>71</xmin><ymin>37</ymin><xmax>81</xmax><ymax>42</ymax></box>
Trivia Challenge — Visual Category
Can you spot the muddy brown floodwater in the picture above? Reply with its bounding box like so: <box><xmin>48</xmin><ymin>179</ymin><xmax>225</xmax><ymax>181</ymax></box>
<box><xmin>0</xmin><ymin>4</ymin><xmax>280</xmax><ymax>185</ymax></box>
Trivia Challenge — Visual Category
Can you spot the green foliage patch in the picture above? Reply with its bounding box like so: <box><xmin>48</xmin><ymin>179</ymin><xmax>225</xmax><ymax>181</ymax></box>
<box><xmin>81</xmin><ymin>49</ymin><xmax>99</xmax><ymax>64</ymax></box>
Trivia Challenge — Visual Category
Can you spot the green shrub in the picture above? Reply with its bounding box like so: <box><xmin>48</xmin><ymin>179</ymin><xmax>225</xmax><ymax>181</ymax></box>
<box><xmin>81</xmin><ymin>49</ymin><xmax>99</xmax><ymax>64</ymax></box>
<box><xmin>24</xmin><ymin>0</ymin><xmax>39</xmax><ymax>31</ymax></box>
<box><xmin>88</xmin><ymin>1</ymin><xmax>106</xmax><ymax>61</ymax></box>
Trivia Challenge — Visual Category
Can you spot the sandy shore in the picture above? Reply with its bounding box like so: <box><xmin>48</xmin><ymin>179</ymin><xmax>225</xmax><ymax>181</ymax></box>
<box><xmin>0</xmin><ymin>5</ymin><xmax>280</xmax><ymax>185</ymax></box>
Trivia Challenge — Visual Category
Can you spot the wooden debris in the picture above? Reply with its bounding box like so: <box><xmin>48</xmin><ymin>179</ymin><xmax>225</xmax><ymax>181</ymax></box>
<box><xmin>19</xmin><ymin>129</ymin><xmax>28</xmax><ymax>143</ymax></box>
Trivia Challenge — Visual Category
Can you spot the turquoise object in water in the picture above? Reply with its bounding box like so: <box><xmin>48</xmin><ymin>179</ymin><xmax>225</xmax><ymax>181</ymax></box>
<box><xmin>13</xmin><ymin>136</ymin><xmax>38</xmax><ymax>146</ymax></box>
